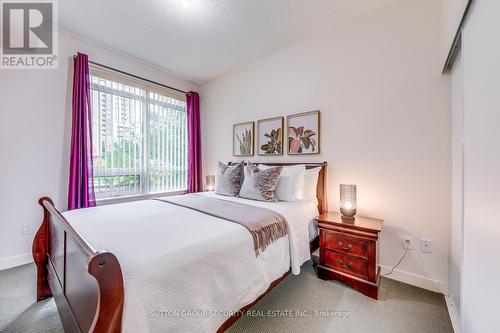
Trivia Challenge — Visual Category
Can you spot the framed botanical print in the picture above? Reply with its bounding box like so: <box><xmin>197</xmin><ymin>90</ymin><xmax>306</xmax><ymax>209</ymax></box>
<box><xmin>257</xmin><ymin>116</ymin><xmax>284</xmax><ymax>155</ymax></box>
<box><xmin>287</xmin><ymin>110</ymin><xmax>320</xmax><ymax>155</ymax></box>
<box><xmin>233</xmin><ymin>121</ymin><xmax>254</xmax><ymax>156</ymax></box>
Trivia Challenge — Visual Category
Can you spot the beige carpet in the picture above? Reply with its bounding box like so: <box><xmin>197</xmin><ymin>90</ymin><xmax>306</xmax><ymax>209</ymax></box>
<box><xmin>0</xmin><ymin>262</ymin><xmax>452</xmax><ymax>333</ymax></box>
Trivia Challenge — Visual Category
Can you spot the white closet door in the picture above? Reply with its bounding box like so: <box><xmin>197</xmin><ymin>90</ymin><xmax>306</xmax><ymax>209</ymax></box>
<box><xmin>450</xmin><ymin>46</ymin><xmax>463</xmax><ymax>327</ymax></box>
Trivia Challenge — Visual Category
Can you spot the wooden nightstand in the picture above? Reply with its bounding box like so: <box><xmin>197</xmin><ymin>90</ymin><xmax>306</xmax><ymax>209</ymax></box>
<box><xmin>316</xmin><ymin>212</ymin><xmax>383</xmax><ymax>299</ymax></box>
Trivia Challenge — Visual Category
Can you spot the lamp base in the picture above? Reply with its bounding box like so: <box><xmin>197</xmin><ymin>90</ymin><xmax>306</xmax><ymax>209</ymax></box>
<box><xmin>340</xmin><ymin>208</ymin><xmax>356</xmax><ymax>218</ymax></box>
<box><xmin>341</xmin><ymin>215</ymin><xmax>355</xmax><ymax>222</ymax></box>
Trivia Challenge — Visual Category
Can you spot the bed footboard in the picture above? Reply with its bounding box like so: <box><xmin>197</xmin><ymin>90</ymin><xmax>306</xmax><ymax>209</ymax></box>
<box><xmin>33</xmin><ymin>197</ymin><xmax>124</xmax><ymax>333</ymax></box>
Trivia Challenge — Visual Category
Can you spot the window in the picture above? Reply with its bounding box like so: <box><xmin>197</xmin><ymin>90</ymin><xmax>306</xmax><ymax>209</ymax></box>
<box><xmin>90</xmin><ymin>67</ymin><xmax>187</xmax><ymax>200</ymax></box>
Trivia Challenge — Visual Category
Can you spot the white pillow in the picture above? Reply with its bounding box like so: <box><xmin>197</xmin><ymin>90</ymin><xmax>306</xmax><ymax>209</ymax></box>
<box><xmin>258</xmin><ymin>164</ymin><xmax>305</xmax><ymax>202</ymax></box>
<box><xmin>303</xmin><ymin>166</ymin><xmax>322</xmax><ymax>201</ymax></box>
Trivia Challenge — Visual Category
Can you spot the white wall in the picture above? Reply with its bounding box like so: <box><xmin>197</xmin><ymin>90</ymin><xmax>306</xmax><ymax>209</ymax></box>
<box><xmin>200</xmin><ymin>0</ymin><xmax>451</xmax><ymax>291</ymax></box>
<box><xmin>0</xmin><ymin>32</ymin><xmax>197</xmax><ymax>269</ymax></box>
<box><xmin>461</xmin><ymin>0</ymin><xmax>500</xmax><ymax>331</ymax></box>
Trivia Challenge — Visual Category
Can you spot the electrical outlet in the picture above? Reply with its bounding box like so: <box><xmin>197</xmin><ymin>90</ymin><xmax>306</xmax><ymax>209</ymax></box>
<box><xmin>23</xmin><ymin>223</ymin><xmax>33</xmax><ymax>235</ymax></box>
<box><xmin>402</xmin><ymin>236</ymin><xmax>414</xmax><ymax>250</ymax></box>
<box><xmin>421</xmin><ymin>239</ymin><xmax>432</xmax><ymax>253</ymax></box>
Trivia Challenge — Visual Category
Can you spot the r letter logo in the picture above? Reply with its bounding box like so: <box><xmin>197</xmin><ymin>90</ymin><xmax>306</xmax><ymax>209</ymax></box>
<box><xmin>1</xmin><ymin>0</ymin><xmax>58</xmax><ymax>69</ymax></box>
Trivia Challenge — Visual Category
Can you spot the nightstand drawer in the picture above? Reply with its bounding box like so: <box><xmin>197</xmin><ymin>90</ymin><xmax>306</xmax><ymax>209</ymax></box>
<box><xmin>324</xmin><ymin>250</ymin><xmax>368</xmax><ymax>278</ymax></box>
<box><xmin>323</xmin><ymin>231</ymin><xmax>368</xmax><ymax>258</ymax></box>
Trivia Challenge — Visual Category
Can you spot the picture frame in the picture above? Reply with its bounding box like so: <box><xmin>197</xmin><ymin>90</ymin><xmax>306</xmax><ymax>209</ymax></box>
<box><xmin>257</xmin><ymin>116</ymin><xmax>284</xmax><ymax>155</ymax></box>
<box><xmin>233</xmin><ymin>121</ymin><xmax>254</xmax><ymax>156</ymax></box>
<box><xmin>287</xmin><ymin>110</ymin><xmax>320</xmax><ymax>155</ymax></box>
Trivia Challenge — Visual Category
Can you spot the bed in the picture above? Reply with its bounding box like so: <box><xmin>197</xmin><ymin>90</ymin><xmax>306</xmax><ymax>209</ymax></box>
<box><xmin>32</xmin><ymin>162</ymin><xmax>327</xmax><ymax>333</ymax></box>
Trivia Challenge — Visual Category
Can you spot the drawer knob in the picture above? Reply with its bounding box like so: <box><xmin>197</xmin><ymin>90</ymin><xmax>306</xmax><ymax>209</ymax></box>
<box><xmin>337</xmin><ymin>259</ymin><xmax>353</xmax><ymax>269</ymax></box>
<box><xmin>338</xmin><ymin>242</ymin><xmax>353</xmax><ymax>250</ymax></box>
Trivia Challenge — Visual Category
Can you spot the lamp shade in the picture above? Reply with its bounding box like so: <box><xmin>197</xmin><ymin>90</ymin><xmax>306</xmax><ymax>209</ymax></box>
<box><xmin>206</xmin><ymin>175</ymin><xmax>215</xmax><ymax>191</ymax></box>
<box><xmin>340</xmin><ymin>184</ymin><xmax>357</xmax><ymax>218</ymax></box>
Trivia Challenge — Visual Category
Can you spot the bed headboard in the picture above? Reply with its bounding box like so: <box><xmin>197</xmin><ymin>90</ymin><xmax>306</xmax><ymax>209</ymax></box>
<box><xmin>228</xmin><ymin>161</ymin><xmax>328</xmax><ymax>214</ymax></box>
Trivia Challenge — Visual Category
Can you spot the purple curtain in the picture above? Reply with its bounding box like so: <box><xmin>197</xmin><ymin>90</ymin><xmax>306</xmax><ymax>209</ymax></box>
<box><xmin>186</xmin><ymin>91</ymin><xmax>202</xmax><ymax>193</ymax></box>
<box><xmin>68</xmin><ymin>53</ymin><xmax>96</xmax><ymax>210</ymax></box>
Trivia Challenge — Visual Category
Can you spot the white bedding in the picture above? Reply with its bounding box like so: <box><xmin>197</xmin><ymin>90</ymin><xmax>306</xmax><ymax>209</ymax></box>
<box><xmin>62</xmin><ymin>192</ymin><xmax>318</xmax><ymax>332</ymax></box>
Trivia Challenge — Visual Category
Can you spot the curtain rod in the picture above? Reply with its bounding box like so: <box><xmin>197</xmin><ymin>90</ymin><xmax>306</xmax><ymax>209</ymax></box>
<box><xmin>73</xmin><ymin>55</ymin><xmax>188</xmax><ymax>94</ymax></box>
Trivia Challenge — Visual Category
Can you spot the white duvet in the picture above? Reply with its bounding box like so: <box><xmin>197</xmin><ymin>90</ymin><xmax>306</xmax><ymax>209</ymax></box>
<box><xmin>62</xmin><ymin>192</ymin><xmax>318</xmax><ymax>332</ymax></box>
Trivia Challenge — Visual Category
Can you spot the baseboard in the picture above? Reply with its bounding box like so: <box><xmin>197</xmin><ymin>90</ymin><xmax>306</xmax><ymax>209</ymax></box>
<box><xmin>445</xmin><ymin>294</ymin><xmax>461</xmax><ymax>333</ymax></box>
<box><xmin>379</xmin><ymin>265</ymin><xmax>448</xmax><ymax>294</ymax></box>
<box><xmin>0</xmin><ymin>253</ymin><xmax>33</xmax><ymax>271</ymax></box>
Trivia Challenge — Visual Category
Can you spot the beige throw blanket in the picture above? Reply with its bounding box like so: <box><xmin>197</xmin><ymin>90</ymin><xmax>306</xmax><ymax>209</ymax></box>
<box><xmin>156</xmin><ymin>194</ymin><xmax>288</xmax><ymax>256</ymax></box>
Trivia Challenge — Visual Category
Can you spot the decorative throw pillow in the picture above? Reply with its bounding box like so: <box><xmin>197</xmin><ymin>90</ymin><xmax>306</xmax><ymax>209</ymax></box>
<box><xmin>239</xmin><ymin>162</ymin><xmax>282</xmax><ymax>201</ymax></box>
<box><xmin>215</xmin><ymin>161</ymin><xmax>244</xmax><ymax>196</ymax></box>
<box><xmin>258</xmin><ymin>164</ymin><xmax>306</xmax><ymax>202</ymax></box>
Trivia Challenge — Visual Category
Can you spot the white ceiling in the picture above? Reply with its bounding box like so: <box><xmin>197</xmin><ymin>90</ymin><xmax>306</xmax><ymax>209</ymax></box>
<box><xmin>60</xmin><ymin>0</ymin><xmax>396</xmax><ymax>84</ymax></box>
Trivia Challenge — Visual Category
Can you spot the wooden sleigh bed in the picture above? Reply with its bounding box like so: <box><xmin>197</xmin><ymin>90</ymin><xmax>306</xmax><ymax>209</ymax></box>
<box><xmin>32</xmin><ymin>162</ymin><xmax>327</xmax><ymax>333</ymax></box>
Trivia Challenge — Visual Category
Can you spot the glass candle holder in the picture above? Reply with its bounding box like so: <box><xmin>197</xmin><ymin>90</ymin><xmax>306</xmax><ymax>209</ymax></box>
<box><xmin>340</xmin><ymin>184</ymin><xmax>357</xmax><ymax>218</ymax></box>
<box><xmin>206</xmin><ymin>175</ymin><xmax>215</xmax><ymax>191</ymax></box>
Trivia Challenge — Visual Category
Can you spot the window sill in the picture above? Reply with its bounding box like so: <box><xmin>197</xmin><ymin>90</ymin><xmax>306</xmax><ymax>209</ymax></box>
<box><xmin>96</xmin><ymin>190</ymin><xmax>187</xmax><ymax>206</ymax></box>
